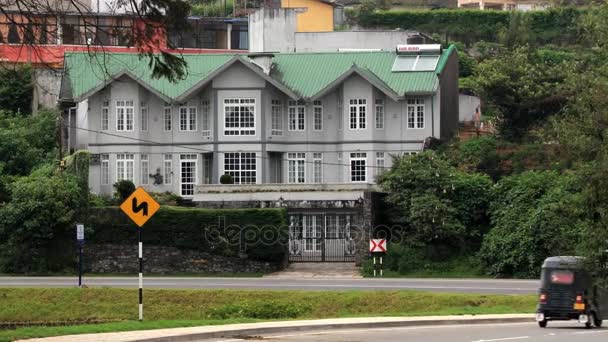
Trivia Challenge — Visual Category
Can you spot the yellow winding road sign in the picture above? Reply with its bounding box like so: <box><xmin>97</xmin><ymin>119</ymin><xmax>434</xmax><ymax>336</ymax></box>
<box><xmin>120</xmin><ymin>187</ymin><xmax>160</xmax><ymax>227</ymax></box>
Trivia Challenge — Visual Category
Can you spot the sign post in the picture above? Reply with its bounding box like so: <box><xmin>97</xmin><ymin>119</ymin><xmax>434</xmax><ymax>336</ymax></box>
<box><xmin>369</xmin><ymin>239</ymin><xmax>387</xmax><ymax>277</ymax></box>
<box><xmin>120</xmin><ymin>187</ymin><xmax>160</xmax><ymax>321</ymax></box>
<box><xmin>76</xmin><ymin>223</ymin><xmax>85</xmax><ymax>287</ymax></box>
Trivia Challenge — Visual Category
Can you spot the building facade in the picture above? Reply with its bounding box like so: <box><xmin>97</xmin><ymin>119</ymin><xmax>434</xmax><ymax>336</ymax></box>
<box><xmin>60</xmin><ymin>45</ymin><xmax>459</xmax><ymax>264</ymax></box>
<box><xmin>279</xmin><ymin>0</ymin><xmax>338</xmax><ymax>32</ymax></box>
<box><xmin>249</xmin><ymin>8</ymin><xmax>433</xmax><ymax>53</ymax></box>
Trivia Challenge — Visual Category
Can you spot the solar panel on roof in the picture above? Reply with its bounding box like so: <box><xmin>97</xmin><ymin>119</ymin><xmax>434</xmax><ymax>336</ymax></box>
<box><xmin>392</xmin><ymin>56</ymin><xmax>417</xmax><ymax>72</ymax></box>
<box><xmin>414</xmin><ymin>56</ymin><xmax>440</xmax><ymax>71</ymax></box>
<box><xmin>392</xmin><ymin>55</ymin><xmax>440</xmax><ymax>72</ymax></box>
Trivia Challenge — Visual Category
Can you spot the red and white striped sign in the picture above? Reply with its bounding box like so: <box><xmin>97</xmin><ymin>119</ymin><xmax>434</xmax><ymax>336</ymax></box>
<box><xmin>369</xmin><ymin>239</ymin><xmax>387</xmax><ymax>253</ymax></box>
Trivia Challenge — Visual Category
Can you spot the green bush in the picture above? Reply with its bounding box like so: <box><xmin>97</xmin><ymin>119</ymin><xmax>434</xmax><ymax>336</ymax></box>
<box><xmin>448</xmin><ymin>136</ymin><xmax>500</xmax><ymax>177</ymax></box>
<box><xmin>149</xmin><ymin>191</ymin><xmax>181</xmax><ymax>206</ymax></box>
<box><xmin>220</xmin><ymin>174</ymin><xmax>234</xmax><ymax>184</ymax></box>
<box><xmin>113</xmin><ymin>180</ymin><xmax>135</xmax><ymax>201</ymax></box>
<box><xmin>0</xmin><ymin>165</ymin><xmax>81</xmax><ymax>273</ymax></box>
<box><xmin>89</xmin><ymin>193</ymin><xmax>113</xmax><ymax>207</ymax></box>
<box><xmin>88</xmin><ymin>206</ymin><xmax>288</xmax><ymax>263</ymax></box>
<box><xmin>191</xmin><ymin>0</ymin><xmax>234</xmax><ymax>17</ymax></box>
<box><xmin>478</xmin><ymin>171</ymin><xmax>585</xmax><ymax>278</ymax></box>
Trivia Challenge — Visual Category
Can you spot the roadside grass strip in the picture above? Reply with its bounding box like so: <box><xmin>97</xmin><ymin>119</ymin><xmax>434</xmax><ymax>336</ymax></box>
<box><xmin>0</xmin><ymin>288</ymin><xmax>536</xmax><ymax>341</ymax></box>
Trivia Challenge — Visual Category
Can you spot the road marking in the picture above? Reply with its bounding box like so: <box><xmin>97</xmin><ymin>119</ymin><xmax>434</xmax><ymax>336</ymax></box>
<box><xmin>471</xmin><ymin>336</ymin><xmax>529</xmax><ymax>342</ymax></box>
<box><xmin>572</xmin><ymin>330</ymin><xmax>608</xmax><ymax>335</ymax></box>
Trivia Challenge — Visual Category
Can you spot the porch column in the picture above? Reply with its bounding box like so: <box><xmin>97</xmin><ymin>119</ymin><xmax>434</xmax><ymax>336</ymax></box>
<box><xmin>226</xmin><ymin>23</ymin><xmax>232</xmax><ymax>50</ymax></box>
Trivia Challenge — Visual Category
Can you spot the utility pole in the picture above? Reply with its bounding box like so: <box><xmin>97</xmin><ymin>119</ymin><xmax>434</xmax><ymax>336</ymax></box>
<box><xmin>57</xmin><ymin>111</ymin><xmax>63</xmax><ymax>172</ymax></box>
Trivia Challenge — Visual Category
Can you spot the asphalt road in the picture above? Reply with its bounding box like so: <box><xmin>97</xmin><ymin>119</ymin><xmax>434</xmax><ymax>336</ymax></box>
<box><xmin>211</xmin><ymin>322</ymin><xmax>608</xmax><ymax>342</ymax></box>
<box><xmin>0</xmin><ymin>277</ymin><xmax>538</xmax><ymax>294</ymax></box>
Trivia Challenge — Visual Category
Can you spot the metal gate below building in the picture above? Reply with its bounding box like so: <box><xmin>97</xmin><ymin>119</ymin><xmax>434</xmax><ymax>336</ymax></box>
<box><xmin>288</xmin><ymin>213</ymin><xmax>356</xmax><ymax>262</ymax></box>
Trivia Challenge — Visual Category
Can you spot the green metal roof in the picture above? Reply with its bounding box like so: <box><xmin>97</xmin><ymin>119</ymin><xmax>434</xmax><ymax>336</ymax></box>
<box><xmin>63</xmin><ymin>52</ymin><xmax>233</xmax><ymax>101</ymax></box>
<box><xmin>62</xmin><ymin>45</ymin><xmax>456</xmax><ymax>102</ymax></box>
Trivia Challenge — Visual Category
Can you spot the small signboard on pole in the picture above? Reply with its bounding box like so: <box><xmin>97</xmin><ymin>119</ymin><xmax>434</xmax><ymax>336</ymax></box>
<box><xmin>120</xmin><ymin>187</ymin><xmax>160</xmax><ymax>321</ymax></box>
<box><xmin>76</xmin><ymin>223</ymin><xmax>84</xmax><ymax>287</ymax></box>
<box><xmin>369</xmin><ymin>239</ymin><xmax>387</xmax><ymax>253</ymax></box>
<box><xmin>370</xmin><ymin>239</ymin><xmax>387</xmax><ymax>277</ymax></box>
<box><xmin>76</xmin><ymin>224</ymin><xmax>85</xmax><ymax>243</ymax></box>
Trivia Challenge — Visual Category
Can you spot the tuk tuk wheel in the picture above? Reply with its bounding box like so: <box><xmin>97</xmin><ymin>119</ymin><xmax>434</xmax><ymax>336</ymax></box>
<box><xmin>585</xmin><ymin>313</ymin><xmax>595</xmax><ymax>329</ymax></box>
<box><xmin>538</xmin><ymin>320</ymin><xmax>547</xmax><ymax>328</ymax></box>
<box><xmin>593</xmin><ymin>314</ymin><xmax>602</xmax><ymax>327</ymax></box>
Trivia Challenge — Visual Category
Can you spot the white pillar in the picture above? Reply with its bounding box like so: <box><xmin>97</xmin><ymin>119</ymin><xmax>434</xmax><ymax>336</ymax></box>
<box><xmin>226</xmin><ymin>23</ymin><xmax>232</xmax><ymax>50</ymax></box>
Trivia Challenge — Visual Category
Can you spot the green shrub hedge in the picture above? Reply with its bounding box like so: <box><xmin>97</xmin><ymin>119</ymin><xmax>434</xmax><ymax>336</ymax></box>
<box><xmin>87</xmin><ymin>206</ymin><xmax>288</xmax><ymax>263</ymax></box>
<box><xmin>355</xmin><ymin>7</ymin><xmax>585</xmax><ymax>46</ymax></box>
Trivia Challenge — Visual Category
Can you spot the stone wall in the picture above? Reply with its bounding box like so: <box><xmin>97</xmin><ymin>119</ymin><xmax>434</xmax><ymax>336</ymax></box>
<box><xmin>86</xmin><ymin>244</ymin><xmax>281</xmax><ymax>274</ymax></box>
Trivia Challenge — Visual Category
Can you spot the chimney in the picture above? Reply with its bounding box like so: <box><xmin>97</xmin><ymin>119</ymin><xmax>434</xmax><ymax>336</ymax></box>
<box><xmin>248</xmin><ymin>53</ymin><xmax>275</xmax><ymax>75</ymax></box>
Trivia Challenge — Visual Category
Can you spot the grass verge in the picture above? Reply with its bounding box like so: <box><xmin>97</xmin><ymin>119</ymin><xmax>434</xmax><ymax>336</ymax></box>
<box><xmin>0</xmin><ymin>272</ymin><xmax>265</xmax><ymax>278</ymax></box>
<box><xmin>0</xmin><ymin>288</ymin><xmax>536</xmax><ymax>341</ymax></box>
<box><xmin>361</xmin><ymin>256</ymin><xmax>492</xmax><ymax>278</ymax></box>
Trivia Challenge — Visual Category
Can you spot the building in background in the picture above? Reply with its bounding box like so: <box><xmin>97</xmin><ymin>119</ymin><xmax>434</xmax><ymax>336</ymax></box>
<box><xmin>280</xmin><ymin>0</ymin><xmax>340</xmax><ymax>32</ymax></box>
<box><xmin>249</xmin><ymin>8</ymin><xmax>434</xmax><ymax>53</ymax></box>
<box><xmin>0</xmin><ymin>9</ymin><xmax>248</xmax><ymax>111</ymax></box>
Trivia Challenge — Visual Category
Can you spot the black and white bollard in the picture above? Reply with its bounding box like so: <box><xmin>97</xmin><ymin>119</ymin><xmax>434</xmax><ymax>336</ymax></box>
<box><xmin>138</xmin><ymin>227</ymin><xmax>143</xmax><ymax>321</ymax></box>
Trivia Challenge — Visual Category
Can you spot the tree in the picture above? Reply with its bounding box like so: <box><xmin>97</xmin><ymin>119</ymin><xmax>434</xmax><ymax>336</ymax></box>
<box><xmin>0</xmin><ymin>165</ymin><xmax>81</xmax><ymax>273</ymax></box>
<box><xmin>471</xmin><ymin>46</ymin><xmax>575</xmax><ymax>139</ymax></box>
<box><xmin>542</xmin><ymin>46</ymin><xmax>608</xmax><ymax>284</ymax></box>
<box><xmin>0</xmin><ymin>109</ymin><xmax>56</xmax><ymax>202</ymax></box>
<box><xmin>0</xmin><ymin>0</ymin><xmax>192</xmax><ymax>81</ymax></box>
<box><xmin>377</xmin><ymin>151</ymin><xmax>493</xmax><ymax>256</ymax></box>
<box><xmin>0</xmin><ymin>65</ymin><xmax>33</xmax><ymax>114</ymax></box>
<box><xmin>478</xmin><ymin>171</ymin><xmax>585</xmax><ymax>278</ymax></box>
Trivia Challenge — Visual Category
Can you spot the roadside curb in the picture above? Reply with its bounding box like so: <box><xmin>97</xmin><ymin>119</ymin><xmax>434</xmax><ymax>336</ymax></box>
<box><xmin>134</xmin><ymin>315</ymin><xmax>535</xmax><ymax>342</ymax></box>
<box><xmin>18</xmin><ymin>315</ymin><xmax>535</xmax><ymax>342</ymax></box>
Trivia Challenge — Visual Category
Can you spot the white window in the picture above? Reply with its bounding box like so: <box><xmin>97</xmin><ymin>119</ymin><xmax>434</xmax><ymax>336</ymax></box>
<box><xmin>101</xmin><ymin>100</ymin><xmax>109</xmax><ymax>131</ymax></box>
<box><xmin>116</xmin><ymin>100</ymin><xmax>134</xmax><ymax>131</ymax></box>
<box><xmin>375</xmin><ymin>99</ymin><xmax>384</xmax><ymax>129</ymax></box>
<box><xmin>313</xmin><ymin>100</ymin><xmax>323</xmax><ymax>131</ymax></box>
<box><xmin>288</xmin><ymin>100</ymin><xmax>305</xmax><ymax>131</ymax></box>
<box><xmin>403</xmin><ymin>151</ymin><xmax>419</xmax><ymax>156</ymax></box>
<box><xmin>164</xmin><ymin>154</ymin><xmax>172</xmax><ymax>185</ymax></box>
<box><xmin>179</xmin><ymin>106</ymin><xmax>197</xmax><ymax>131</ymax></box>
<box><xmin>140</xmin><ymin>154</ymin><xmax>149</xmax><ymax>185</ymax></box>
<box><xmin>224</xmin><ymin>152</ymin><xmax>257</xmax><ymax>184</ymax></box>
<box><xmin>376</xmin><ymin>152</ymin><xmax>385</xmax><ymax>175</ymax></box>
<box><xmin>271</xmin><ymin>99</ymin><xmax>283</xmax><ymax>136</ymax></box>
<box><xmin>101</xmin><ymin>154</ymin><xmax>109</xmax><ymax>185</ymax></box>
<box><xmin>140</xmin><ymin>102</ymin><xmax>148</xmax><ymax>132</ymax></box>
<box><xmin>288</xmin><ymin>152</ymin><xmax>306</xmax><ymax>184</ymax></box>
<box><xmin>313</xmin><ymin>152</ymin><xmax>322</xmax><ymax>183</ymax></box>
<box><xmin>350</xmin><ymin>152</ymin><xmax>367</xmax><ymax>183</ymax></box>
<box><xmin>407</xmin><ymin>98</ymin><xmax>425</xmax><ymax>129</ymax></box>
<box><xmin>116</xmin><ymin>153</ymin><xmax>134</xmax><ymax>182</ymax></box>
<box><xmin>224</xmin><ymin>98</ymin><xmax>255</xmax><ymax>136</ymax></box>
<box><xmin>163</xmin><ymin>105</ymin><xmax>172</xmax><ymax>132</ymax></box>
<box><xmin>349</xmin><ymin>99</ymin><xmax>367</xmax><ymax>130</ymax></box>
<box><xmin>180</xmin><ymin>154</ymin><xmax>197</xmax><ymax>196</ymax></box>
<box><xmin>201</xmin><ymin>100</ymin><xmax>210</xmax><ymax>136</ymax></box>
